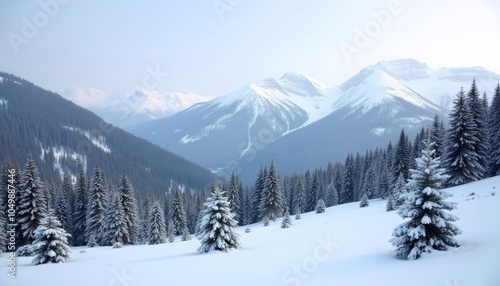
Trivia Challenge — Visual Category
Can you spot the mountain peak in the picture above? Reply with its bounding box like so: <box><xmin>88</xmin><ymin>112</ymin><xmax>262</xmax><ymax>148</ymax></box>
<box><xmin>372</xmin><ymin>58</ymin><xmax>430</xmax><ymax>80</ymax></box>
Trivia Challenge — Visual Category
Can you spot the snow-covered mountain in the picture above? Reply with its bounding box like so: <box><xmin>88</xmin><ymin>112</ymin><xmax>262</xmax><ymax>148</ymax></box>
<box><xmin>127</xmin><ymin>72</ymin><xmax>334</xmax><ymax>171</ymax></box>
<box><xmin>373</xmin><ymin>58</ymin><xmax>500</xmax><ymax>109</ymax></box>
<box><xmin>127</xmin><ymin>59</ymin><xmax>500</xmax><ymax>181</ymax></box>
<box><xmin>62</xmin><ymin>87</ymin><xmax>215</xmax><ymax>127</ymax></box>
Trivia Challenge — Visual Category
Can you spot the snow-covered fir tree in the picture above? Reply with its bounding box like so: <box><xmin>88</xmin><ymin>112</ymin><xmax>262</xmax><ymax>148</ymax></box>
<box><xmin>392</xmin><ymin>173</ymin><xmax>408</xmax><ymax>209</ymax></box>
<box><xmin>466</xmin><ymin>79</ymin><xmax>489</xmax><ymax>179</ymax></box>
<box><xmin>393</xmin><ymin>130</ymin><xmax>410</xmax><ymax>183</ymax></box>
<box><xmin>386</xmin><ymin>192</ymin><xmax>396</xmax><ymax>211</ymax></box>
<box><xmin>101</xmin><ymin>191</ymin><xmax>128</xmax><ymax>246</ymax></box>
<box><xmin>72</xmin><ymin>168</ymin><xmax>87</xmax><ymax>246</ymax></box>
<box><xmin>443</xmin><ymin>88</ymin><xmax>483</xmax><ymax>186</ymax></box>
<box><xmin>227</xmin><ymin>172</ymin><xmax>243</xmax><ymax>225</ymax></box>
<box><xmin>146</xmin><ymin>201</ymin><xmax>167</xmax><ymax>245</ymax></box>
<box><xmin>390</xmin><ymin>140</ymin><xmax>462</xmax><ymax>260</ymax></box>
<box><xmin>362</xmin><ymin>166</ymin><xmax>377</xmax><ymax>199</ymax></box>
<box><xmin>53</xmin><ymin>186</ymin><xmax>71</xmax><ymax>241</ymax></box>
<box><xmin>259</xmin><ymin>161</ymin><xmax>284</xmax><ymax>221</ymax></box>
<box><xmin>85</xmin><ymin>165</ymin><xmax>107</xmax><ymax>245</ymax></box>
<box><xmin>489</xmin><ymin>84</ymin><xmax>500</xmax><ymax>176</ymax></box>
<box><xmin>306</xmin><ymin>171</ymin><xmax>321</xmax><ymax>212</ymax></box>
<box><xmin>292</xmin><ymin>176</ymin><xmax>305</xmax><ymax>215</ymax></box>
<box><xmin>17</xmin><ymin>155</ymin><xmax>48</xmax><ymax>246</ymax></box>
<box><xmin>281</xmin><ymin>209</ymin><xmax>292</xmax><ymax>229</ymax></box>
<box><xmin>294</xmin><ymin>204</ymin><xmax>301</xmax><ymax>220</ymax></box>
<box><xmin>359</xmin><ymin>193</ymin><xmax>369</xmax><ymax>208</ymax></box>
<box><xmin>197</xmin><ymin>185</ymin><xmax>241</xmax><ymax>253</ymax></box>
<box><xmin>325</xmin><ymin>182</ymin><xmax>339</xmax><ymax>207</ymax></box>
<box><xmin>251</xmin><ymin>166</ymin><xmax>267</xmax><ymax>223</ymax></box>
<box><xmin>170</xmin><ymin>187</ymin><xmax>188</xmax><ymax>236</ymax></box>
<box><xmin>315</xmin><ymin>199</ymin><xmax>326</xmax><ymax>213</ymax></box>
<box><xmin>181</xmin><ymin>227</ymin><xmax>191</xmax><ymax>241</ymax></box>
<box><xmin>430</xmin><ymin>114</ymin><xmax>446</xmax><ymax>161</ymax></box>
<box><xmin>118</xmin><ymin>172</ymin><xmax>139</xmax><ymax>244</ymax></box>
<box><xmin>341</xmin><ymin>154</ymin><xmax>355</xmax><ymax>203</ymax></box>
<box><xmin>32</xmin><ymin>210</ymin><xmax>71</xmax><ymax>265</ymax></box>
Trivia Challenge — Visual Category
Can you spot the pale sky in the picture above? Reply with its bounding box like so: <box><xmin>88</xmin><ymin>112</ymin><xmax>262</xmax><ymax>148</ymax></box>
<box><xmin>1</xmin><ymin>0</ymin><xmax>499</xmax><ymax>96</ymax></box>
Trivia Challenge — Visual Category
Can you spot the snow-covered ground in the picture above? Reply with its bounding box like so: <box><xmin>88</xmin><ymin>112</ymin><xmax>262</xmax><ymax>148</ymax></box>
<box><xmin>2</xmin><ymin>176</ymin><xmax>499</xmax><ymax>286</ymax></box>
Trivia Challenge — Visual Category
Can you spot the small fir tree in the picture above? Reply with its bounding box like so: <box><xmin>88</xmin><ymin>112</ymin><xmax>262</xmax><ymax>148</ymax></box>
<box><xmin>32</xmin><ymin>211</ymin><xmax>71</xmax><ymax>265</ymax></box>
<box><xmin>146</xmin><ymin>201</ymin><xmax>167</xmax><ymax>245</ymax></box>
<box><xmin>281</xmin><ymin>210</ymin><xmax>292</xmax><ymax>229</ymax></box>
<box><xmin>315</xmin><ymin>199</ymin><xmax>326</xmax><ymax>213</ymax></box>
<box><xmin>386</xmin><ymin>193</ymin><xmax>396</xmax><ymax>212</ymax></box>
<box><xmin>359</xmin><ymin>193</ymin><xmax>369</xmax><ymax>208</ymax></box>
<box><xmin>18</xmin><ymin>155</ymin><xmax>48</xmax><ymax>246</ymax></box>
<box><xmin>390</xmin><ymin>140</ymin><xmax>462</xmax><ymax>260</ymax></box>
<box><xmin>197</xmin><ymin>186</ymin><xmax>241</xmax><ymax>253</ymax></box>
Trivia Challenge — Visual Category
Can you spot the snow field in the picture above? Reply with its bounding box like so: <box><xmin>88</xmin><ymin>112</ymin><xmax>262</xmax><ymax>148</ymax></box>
<box><xmin>1</xmin><ymin>176</ymin><xmax>499</xmax><ymax>286</ymax></box>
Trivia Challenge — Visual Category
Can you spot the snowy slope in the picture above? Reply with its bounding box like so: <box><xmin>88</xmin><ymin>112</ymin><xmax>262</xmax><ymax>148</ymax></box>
<box><xmin>62</xmin><ymin>87</ymin><xmax>215</xmax><ymax>127</ymax></box>
<box><xmin>3</xmin><ymin>176</ymin><xmax>499</xmax><ymax>286</ymax></box>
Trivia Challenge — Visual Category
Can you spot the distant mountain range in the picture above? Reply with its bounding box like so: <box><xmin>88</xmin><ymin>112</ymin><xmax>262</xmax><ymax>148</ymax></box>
<box><xmin>0</xmin><ymin>72</ymin><xmax>215</xmax><ymax>192</ymax></box>
<box><xmin>62</xmin><ymin>87</ymin><xmax>216</xmax><ymax>127</ymax></box>
<box><xmin>123</xmin><ymin>59</ymin><xmax>500</xmax><ymax>183</ymax></box>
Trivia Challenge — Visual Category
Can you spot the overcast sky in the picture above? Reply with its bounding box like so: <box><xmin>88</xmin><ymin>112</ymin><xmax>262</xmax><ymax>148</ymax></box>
<box><xmin>1</xmin><ymin>0</ymin><xmax>499</xmax><ymax>96</ymax></box>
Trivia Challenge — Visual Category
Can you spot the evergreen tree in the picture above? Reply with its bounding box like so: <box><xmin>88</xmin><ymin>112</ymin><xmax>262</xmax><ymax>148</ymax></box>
<box><xmin>118</xmin><ymin>172</ymin><xmax>139</xmax><ymax>244</ymax></box>
<box><xmin>292</xmin><ymin>176</ymin><xmax>305</xmax><ymax>215</ymax></box>
<box><xmin>197</xmin><ymin>186</ymin><xmax>241</xmax><ymax>253</ymax></box>
<box><xmin>390</xmin><ymin>140</ymin><xmax>461</xmax><ymax>260</ymax></box>
<box><xmin>281</xmin><ymin>209</ymin><xmax>292</xmax><ymax>229</ymax></box>
<box><xmin>430</xmin><ymin>114</ymin><xmax>446</xmax><ymax>160</ymax></box>
<box><xmin>259</xmin><ymin>161</ymin><xmax>284</xmax><ymax>221</ymax></box>
<box><xmin>489</xmin><ymin>84</ymin><xmax>500</xmax><ymax>175</ymax></box>
<box><xmin>181</xmin><ymin>227</ymin><xmax>192</xmax><ymax>241</ymax></box>
<box><xmin>251</xmin><ymin>167</ymin><xmax>266</xmax><ymax>223</ymax></box>
<box><xmin>227</xmin><ymin>172</ymin><xmax>243</xmax><ymax>224</ymax></box>
<box><xmin>170</xmin><ymin>187</ymin><xmax>188</xmax><ymax>236</ymax></box>
<box><xmin>362</xmin><ymin>166</ymin><xmax>377</xmax><ymax>199</ymax></box>
<box><xmin>443</xmin><ymin>88</ymin><xmax>483</xmax><ymax>186</ymax></box>
<box><xmin>359</xmin><ymin>193</ymin><xmax>369</xmax><ymax>208</ymax></box>
<box><xmin>325</xmin><ymin>182</ymin><xmax>339</xmax><ymax>207</ymax></box>
<box><xmin>17</xmin><ymin>155</ymin><xmax>48</xmax><ymax>246</ymax></box>
<box><xmin>315</xmin><ymin>199</ymin><xmax>326</xmax><ymax>214</ymax></box>
<box><xmin>293</xmin><ymin>204</ymin><xmax>301</xmax><ymax>220</ymax></box>
<box><xmin>306</xmin><ymin>171</ymin><xmax>320</xmax><ymax>212</ymax></box>
<box><xmin>101</xmin><ymin>191</ymin><xmax>128</xmax><ymax>246</ymax></box>
<box><xmin>466</xmin><ymin>79</ymin><xmax>488</xmax><ymax>178</ymax></box>
<box><xmin>341</xmin><ymin>154</ymin><xmax>355</xmax><ymax>204</ymax></box>
<box><xmin>32</xmin><ymin>211</ymin><xmax>71</xmax><ymax>265</ymax></box>
<box><xmin>392</xmin><ymin>173</ymin><xmax>408</xmax><ymax>209</ymax></box>
<box><xmin>147</xmin><ymin>201</ymin><xmax>167</xmax><ymax>245</ymax></box>
<box><xmin>53</xmin><ymin>187</ymin><xmax>71</xmax><ymax>240</ymax></box>
<box><xmin>72</xmin><ymin>167</ymin><xmax>87</xmax><ymax>246</ymax></box>
<box><xmin>85</xmin><ymin>165</ymin><xmax>107</xmax><ymax>245</ymax></box>
<box><xmin>393</xmin><ymin>130</ymin><xmax>410</xmax><ymax>183</ymax></box>
<box><xmin>386</xmin><ymin>192</ymin><xmax>396</xmax><ymax>211</ymax></box>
